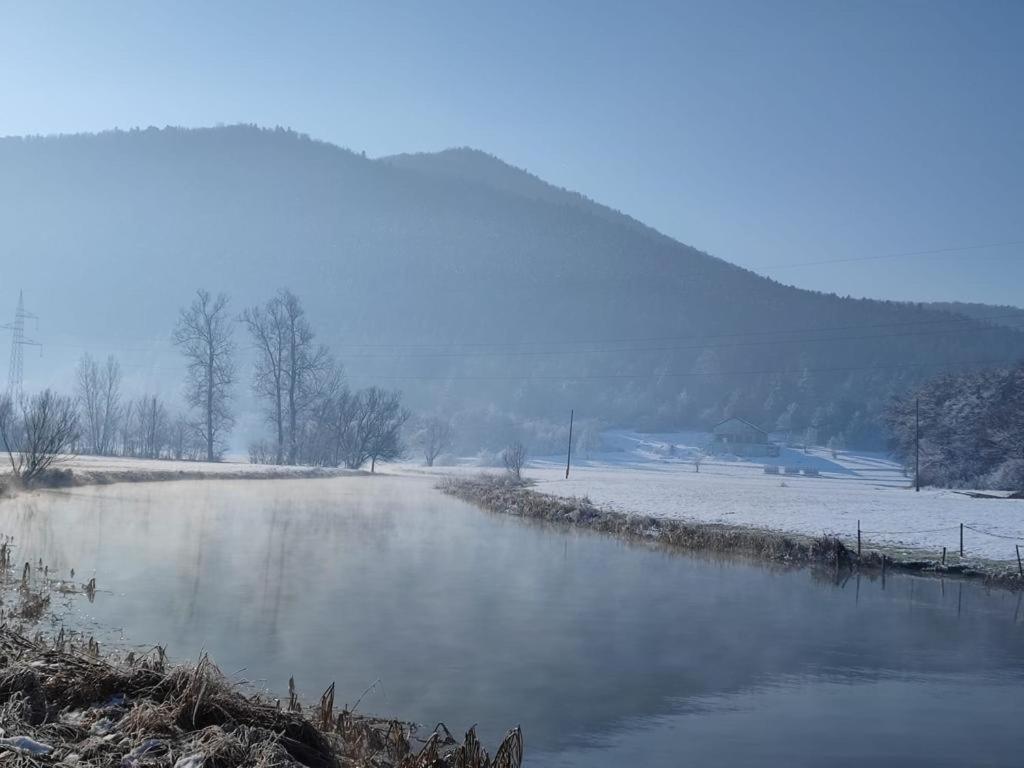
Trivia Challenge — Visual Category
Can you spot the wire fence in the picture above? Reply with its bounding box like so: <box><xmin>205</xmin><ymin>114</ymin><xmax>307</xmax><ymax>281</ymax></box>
<box><xmin>860</xmin><ymin>525</ymin><xmax>960</xmax><ymax>535</ymax></box>
<box><xmin>856</xmin><ymin>519</ymin><xmax>1023</xmax><ymax>569</ymax></box>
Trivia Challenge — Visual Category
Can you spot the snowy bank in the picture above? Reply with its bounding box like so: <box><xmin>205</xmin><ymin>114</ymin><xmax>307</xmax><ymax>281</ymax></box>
<box><xmin>442</xmin><ymin>474</ymin><xmax>1023</xmax><ymax>590</ymax></box>
<box><xmin>408</xmin><ymin>430</ymin><xmax>1024</xmax><ymax>574</ymax></box>
<box><xmin>1</xmin><ymin>454</ymin><xmax>360</xmax><ymax>491</ymax></box>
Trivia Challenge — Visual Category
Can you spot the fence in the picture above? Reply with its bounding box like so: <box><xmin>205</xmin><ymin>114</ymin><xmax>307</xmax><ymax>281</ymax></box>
<box><xmin>856</xmin><ymin>519</ymin><xmax>1024</xmax><ymax>575</ymax></box>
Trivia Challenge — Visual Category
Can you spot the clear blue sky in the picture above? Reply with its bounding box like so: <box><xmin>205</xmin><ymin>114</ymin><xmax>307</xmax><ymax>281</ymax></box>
<box><xmin>2</xmin><ymin>0</ymin><xmax>1022</xmax><ymax>305</ymax></box>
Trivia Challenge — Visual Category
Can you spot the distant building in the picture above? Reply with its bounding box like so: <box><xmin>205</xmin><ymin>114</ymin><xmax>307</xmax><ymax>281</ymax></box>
<box><xmin>710</xmin><ymin>417</ymin><xmax>778</xmax><ymax>457</ymax></box>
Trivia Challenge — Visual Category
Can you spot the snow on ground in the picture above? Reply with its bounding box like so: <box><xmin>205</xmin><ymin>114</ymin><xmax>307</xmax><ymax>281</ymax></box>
<box><xmin>3</xmin><ymin>454</ymin><xmax>355</xmax><ymax>478</ymax></box>
<box><xmin>407</xmin><ymin>430</ymin><xmax>1024</xmax><ymax>565</ymax></box>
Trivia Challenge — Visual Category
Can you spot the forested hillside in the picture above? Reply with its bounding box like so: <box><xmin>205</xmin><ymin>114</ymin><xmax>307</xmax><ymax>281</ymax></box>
<box><xmin>1</xmin><ymin>125</ymin><xmax>1022</xmax><ymax>450</ymax></box>
<box><xmin>887</xmin><ymin>363</ymin><xmax>1024</xmax><ymax>488</ymax></box>
<box><xmin>928</xmin><ymin>302</ymin><xmax>1024</xmax><ymax>331</ymax></box>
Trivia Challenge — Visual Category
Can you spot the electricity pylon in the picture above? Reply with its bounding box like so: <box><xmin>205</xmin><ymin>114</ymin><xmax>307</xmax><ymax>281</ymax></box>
<box><xmin>3</xmin><ymin>291</ymin><xmax>40</xmax><ymax>402</ymax></box>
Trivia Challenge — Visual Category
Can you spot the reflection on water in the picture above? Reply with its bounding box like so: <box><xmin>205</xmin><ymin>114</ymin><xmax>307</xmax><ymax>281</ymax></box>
<box><xmin>2</xmin><ymin>477</ymin><xmax>1023</xmax><ymax>767</ymax></box>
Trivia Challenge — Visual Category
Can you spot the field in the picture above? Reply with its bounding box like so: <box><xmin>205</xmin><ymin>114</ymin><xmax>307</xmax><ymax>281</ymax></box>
<box><xmin>412</xmin><ymin>431</ymin><xmax>1024</xmax><ymax>568</ymax></box>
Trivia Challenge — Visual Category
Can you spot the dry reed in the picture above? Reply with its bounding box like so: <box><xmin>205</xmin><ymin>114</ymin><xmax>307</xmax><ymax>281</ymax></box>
<box><xmin>0</xmin><ymin>627</ymin><xmax>524</xmax><ymax>767</ymax></box>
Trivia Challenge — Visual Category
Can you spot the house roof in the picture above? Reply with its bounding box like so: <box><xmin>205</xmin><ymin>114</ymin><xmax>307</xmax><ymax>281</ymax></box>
<box><xmin>713</xmin><ymin>417</ymin><xmax>767</xmax><ymax>435</ymax></box>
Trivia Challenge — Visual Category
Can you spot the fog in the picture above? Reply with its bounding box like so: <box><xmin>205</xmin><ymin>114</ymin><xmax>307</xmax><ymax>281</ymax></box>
<box><xmin>3</xmin><ymin>127</ymin><xmax>1023</xmax><ymax>457</ymax></box>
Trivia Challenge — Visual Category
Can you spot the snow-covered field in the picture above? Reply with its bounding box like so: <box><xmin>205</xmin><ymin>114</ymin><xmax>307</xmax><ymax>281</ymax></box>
<box><xmin>408</xmin><ymin>430</ymin><xmax>1024</xmax><ymax>565</ymax></box>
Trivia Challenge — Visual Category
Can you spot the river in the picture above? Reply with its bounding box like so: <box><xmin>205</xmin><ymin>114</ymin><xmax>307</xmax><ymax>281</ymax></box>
<box><xmin>3</xmin><ymin>476</ymin><xmax>1022</xmax><ymax>767</ymax></box>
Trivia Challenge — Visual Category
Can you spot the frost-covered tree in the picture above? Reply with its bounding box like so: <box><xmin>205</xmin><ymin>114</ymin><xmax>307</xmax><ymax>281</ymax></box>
<box><xmin>419</xmin><ymin>417</ymin><xmax>453</xmax><ymax>467</ymax></box>
<box><xmin>503</xmin><ymin>441</ymin><xmax>527</xmax><ymax>480</ymax></box>
<box><xmin>885</xmin><ymin>362</ymin><xmax>1024</xmax><ymax>489</ymax></box>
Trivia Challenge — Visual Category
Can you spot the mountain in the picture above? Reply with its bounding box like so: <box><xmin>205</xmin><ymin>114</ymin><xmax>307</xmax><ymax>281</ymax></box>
<box><xmin>381</xmin><ymin>147</ymin><xmax>644</xmax><ymax>231</ymax></box>
<box><xmin>928</xmin><ymin>302</ymin><xmax>1024</xmax><ymax>332</ymax></box>
<box><xmin>1</xmin><ymin>125</ymin><xmax>1022</xmax><ymax>450</ymax></box>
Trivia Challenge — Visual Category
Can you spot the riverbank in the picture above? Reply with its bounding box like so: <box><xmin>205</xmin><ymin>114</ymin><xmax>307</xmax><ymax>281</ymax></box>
<box><xmin>0</xmin><ymin>626</ymin><xmax>523</xmax><ymax>767</ymax></box>
<box><xmin>405</xmin><ymin>432</ymin><xmax>1024</xmax><ymax>566</ymax></box>
<box><xmin>1</xmin><ymin>454</ymin><xmax>360</xmax><ymax>494</ymax></box>
<box><xmin>442</xmin><ymin>474</ymin><xmax>1024</xmax><ymax>591</ymax></box>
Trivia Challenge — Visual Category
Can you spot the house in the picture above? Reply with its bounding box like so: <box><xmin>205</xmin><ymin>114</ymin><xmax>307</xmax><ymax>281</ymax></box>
<box><xmin>710</xmin><ymin>417</ymin><xmax>778</xmax><ymax>457</ymax></box>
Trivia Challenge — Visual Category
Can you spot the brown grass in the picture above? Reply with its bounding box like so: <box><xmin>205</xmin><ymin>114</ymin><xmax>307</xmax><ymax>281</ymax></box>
<box><xmin>0</xmin><ymin>627</ymin><xmax>524</xmax><ymax>767</ymax></box>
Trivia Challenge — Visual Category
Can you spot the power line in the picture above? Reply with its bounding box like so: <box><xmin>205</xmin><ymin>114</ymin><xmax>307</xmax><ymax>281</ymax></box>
<box><xmin>18</xmin><ymin>306</ymin><xmax>1024</xmax><ymax>357</ymax></box>
<box><xmin>15</xmin><ymin>303</ymin><xmax>1024</xmax><ymax>370</ymax></box>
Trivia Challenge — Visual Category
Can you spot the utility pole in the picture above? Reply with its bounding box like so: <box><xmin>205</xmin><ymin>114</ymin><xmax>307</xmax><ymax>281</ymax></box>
<box><xmin>565</xmin><ymin>409</ymin><xmax>574</xmax><ymax>479</ymax></box>
<box><xmin>3</xmin><ymin>291</ymin><xmax>40</xmax><ymax>402</ymax></box>
<box><xmin>914</xmin><ymin>397</ymin><xmax>920</xmax><ymax>492</ymax></box>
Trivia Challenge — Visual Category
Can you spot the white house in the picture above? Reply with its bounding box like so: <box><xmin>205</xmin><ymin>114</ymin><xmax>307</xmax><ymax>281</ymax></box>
<box><xmin>710</xmin><ymin>417</ymin><xmax>778</xmax><ymax>457</ymax></box>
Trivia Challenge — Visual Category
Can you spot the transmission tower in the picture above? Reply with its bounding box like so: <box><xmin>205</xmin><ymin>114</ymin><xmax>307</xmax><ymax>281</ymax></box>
<box><xmin>3</xmin><ymin>291</ymin><xmax>40</xmax><ymax>402</ymax></box>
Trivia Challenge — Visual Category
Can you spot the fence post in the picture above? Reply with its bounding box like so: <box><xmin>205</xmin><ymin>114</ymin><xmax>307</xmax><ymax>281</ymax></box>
<box><xmin>1016</xmin><ymin>545</ymin><xmax>1022</xmax><ymax>577</ymax></box>
<box><xmin>960</xmin><ymin>523</ymin><xmax>964</xmax><ymax>558</ymax></box>
<box><xmin>857</xmin><ymin>520</ymin><xmax>861</xmax><ymax>557</ymax></box>
<box><xmin>942</xmin><ymin>546</ymin><xmax>946</xmax><ymax>566</ymax></box>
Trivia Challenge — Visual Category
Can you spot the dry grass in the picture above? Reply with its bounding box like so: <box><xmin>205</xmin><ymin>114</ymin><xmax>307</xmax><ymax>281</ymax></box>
<box><xmin>0</xmin><ymin>627</ymin><xmax>524</xmax><ymax>767</ymax></box>
<box><xmin>0</xmin><ymin>532</ymin><xmax>525</xmax><ymax>767</ymax></box>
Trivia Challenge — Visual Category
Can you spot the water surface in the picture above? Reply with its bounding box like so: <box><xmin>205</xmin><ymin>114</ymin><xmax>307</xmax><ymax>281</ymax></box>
<box><xmin>3</xmin><ymin>476</ymin><xmax>1022</xmax><ymax>767</ymax></box>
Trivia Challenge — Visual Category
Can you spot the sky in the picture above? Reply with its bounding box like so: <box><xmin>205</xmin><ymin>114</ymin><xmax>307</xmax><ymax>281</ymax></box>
<box><xmin>1</xmin><ymin>0</ymin><xmax>1022</xmax><ymax>305</ymax></box>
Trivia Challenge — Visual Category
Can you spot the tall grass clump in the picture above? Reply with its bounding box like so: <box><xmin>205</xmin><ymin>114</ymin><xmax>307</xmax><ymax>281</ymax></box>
<box><xmin>0</xmin><ymin>628</ymin><xmax>524</xmax><ymax>767</ymax></box>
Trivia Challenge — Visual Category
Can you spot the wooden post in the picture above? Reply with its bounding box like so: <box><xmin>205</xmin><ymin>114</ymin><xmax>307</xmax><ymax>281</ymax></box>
<box><xmin>914</xmin><ymin>397</ymin><xmax>920</xmax><ymax>492</ymax></box>
<box><xmin>1016</xmin><ymin>545</ymin><xmax>1022</xmax><ymax>577</ymax></box>
<box><xmin>565</xmin><ymin>409</ymin><xmax>574</xmax><ymax>480</ymax></box>
<box><xmin>942</xmin><ymin>546</ymin><xmax>946</xmax><ymax>566</ymax></box>
<box><xmin>960</xmin><ymin>523</ymin><xmax>964</xmax><ymax>558</ymax></box>
<box><xmin>857</xmin><ymin>520</ymin><xmax>861</xmax><ymax>557</ymax></box>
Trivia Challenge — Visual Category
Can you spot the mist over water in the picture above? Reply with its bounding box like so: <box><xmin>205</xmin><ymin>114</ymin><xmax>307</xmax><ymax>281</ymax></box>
<box><xmin>6</xmin><ymin>477</ymin><xmax>1022</xmax><ymax>766</ymax></box>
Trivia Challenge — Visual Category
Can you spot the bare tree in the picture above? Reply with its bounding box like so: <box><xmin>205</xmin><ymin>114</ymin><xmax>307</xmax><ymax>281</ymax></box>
<box><xmin>419</xmin><ymin>417</ymin><xmax>453</xmax><ymax>467</ymax></box>
<box><xmin>173</xmin><ymin>290</ymin><xmax>236</xmax><ymax>462</ymax></box>
<box><xmin>503</xmin><ymin>441</ymin><xmax>528</xmax><ymax>481</ymax></box>
<box><xmin>294</xmin><ymin>362</ymin><xmax>346</xmax><ymax>466</ymax></box>
<box><xmin>119</xmin><ymin>400</ymin><xmax>136</xmax><ymax>457</ymax></box>
<box><xmin>365</xmin><ymin>388</ymin><xmax>410</xmax><ymax>473</ymax></box>
<box><xmin>248</xmin><ymin>439</ymin><xmax>275</xmax><ymax>465</ymax></box>
<box><xmin>340</xmin><ymin>388</ymin><xmax>376</xmax><ymax>470</ymax></box>
<box><xmin>169</xmin><ymin>413</ymin><xmax>195</xmax><ymax>460</ymax></box>
<box><xmin>241</xmin><ymin>296</ymin><xmax>288</xmax><ymax>464</ymax></box>
<box><xmin>76</xmin><ymin>354</ymin><xmax>122</xmax><ymax>456</ymax></box>
<box><xmin>322</xmin><ymin>386</ymin><xmax>409</xmax><ymax>471</ymax></box>
<box><xmin>242</xmin><ymin>290</ymin><xmax>332</xmax><ymax>465</ymax></box>
<box><xmin>135</xmin><ymin>394</ymin><xmax>169</xmax><ymax>459</ymax></box>
<box><xmin>0</xmin><ymin>390</ymin><xmax>80</xmax><ymax>484</ymax></box>
<box><xmin>324</xmin><ymin>385</ymin><xmax>360</xmax><ymax>468</ymax></box>
<box><xmin>280</xmin><ymin>290</ymin><xmax>331</xmax><ymax>464</ymax></box>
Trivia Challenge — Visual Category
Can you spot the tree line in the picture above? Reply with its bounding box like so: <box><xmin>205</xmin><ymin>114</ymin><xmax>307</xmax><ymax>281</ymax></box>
<box><xmin>0</xmin><ymin>288</ymin><xmax>418</xmax><ymax>482</ymax></box>
<box><xmin>148</xmin><ymin>287</ymin><xmax>412</xmax><ymax>470</ymax></box>
<box><xmin>885</xmin><ymin>362</ymin><xmax>1024</xmax><ymax>490</ymax></box>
